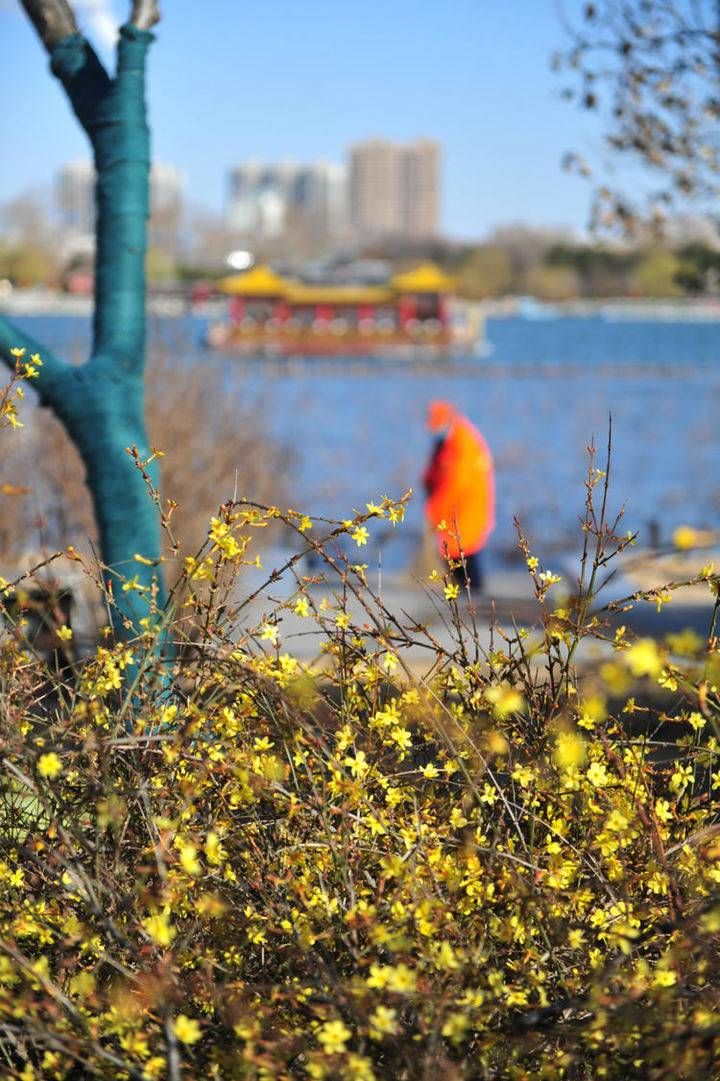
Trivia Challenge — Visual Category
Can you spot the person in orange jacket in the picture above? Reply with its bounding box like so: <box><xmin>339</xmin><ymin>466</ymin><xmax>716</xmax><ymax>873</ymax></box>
<box><xmin>423</xmin><ymin>400</ymin><xmax>495</xmax><ymax>592</ymax></box>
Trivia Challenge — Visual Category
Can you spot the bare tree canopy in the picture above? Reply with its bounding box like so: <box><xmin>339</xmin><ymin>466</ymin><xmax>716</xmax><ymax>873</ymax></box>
<box><xmin>556</xmin><ymin>1</ymin><xmax>720</xmax><ymax>233</ymax></box>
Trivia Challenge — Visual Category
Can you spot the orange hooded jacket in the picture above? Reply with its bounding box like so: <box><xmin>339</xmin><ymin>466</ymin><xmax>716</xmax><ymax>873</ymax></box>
<box><xmin>423</xmin><ymin>402</ymin><xmax>495</xmax><ymax>560</ymax></box>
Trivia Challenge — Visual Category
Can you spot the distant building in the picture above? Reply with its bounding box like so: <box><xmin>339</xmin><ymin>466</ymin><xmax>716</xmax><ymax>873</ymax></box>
<box><xmin>402</xmin><ymin>140</ymin><xmax>439</xmax><ymax>238</ymax></box>
<box><xmin>57</xmin><ymin>161</ymin><xmax>94</xmax><ymax>236</ymax></box>
<box><xmin>295</xmin><ymin>162</ymin><xmax>348</xmax><ymax>240</ymax></box>
<box><xmin>56</xmin><ymin>161</ymin><xmax>184</xmax><ymax>253</ymax></box>
<box><xmin>349</xmin><ymin>141</ymin><xmax>403</xmax><ymax>237</ymax></box>
<box><xmin>227</xmin><ymin>162</ymin><xmax>292</xmax><ymax>238</ymax></box>
<box><xmin>349</xmin><ymin>138</ymin><xmax>440</xmax><ymax>239</ymax></box>
<box><xmin>226</xmin><ymin>161</ymin><xmax>348</xmax><ymax>244</ymax></box>
<box><xmin>148</xmin><ymin>163</ymin><xmax>183</xmax><ymax>254</ymax></box>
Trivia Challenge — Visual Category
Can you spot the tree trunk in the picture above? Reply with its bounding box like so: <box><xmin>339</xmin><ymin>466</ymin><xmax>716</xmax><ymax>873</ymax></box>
<box><xmin>0</xmin><ymin>23</ymin><xmax>164</xmax><ymax>636</ymax></box>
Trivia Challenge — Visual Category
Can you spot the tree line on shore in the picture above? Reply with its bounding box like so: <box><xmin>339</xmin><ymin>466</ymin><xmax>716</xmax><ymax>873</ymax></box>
<box><xmin>449</xmin><ymin>233</ymin><xmax>720</xmax><ymax>302</ymax></box>
<box><xmin>4</xmin><ymin>213</ymin><xmax>720</xmax><ymax>302</ymax></box>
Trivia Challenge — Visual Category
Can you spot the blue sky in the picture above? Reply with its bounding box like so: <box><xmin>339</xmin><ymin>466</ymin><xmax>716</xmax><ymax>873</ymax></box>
<box><xmin>0</xmin><ymin>0</ymin><xmax>607</xmax><ymax>238</ymax></box>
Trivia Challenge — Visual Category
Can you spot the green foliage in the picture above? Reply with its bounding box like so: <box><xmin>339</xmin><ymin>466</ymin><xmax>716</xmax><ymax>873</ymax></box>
<box><xmin>455</xmin><ymin>245</ymin><xmax>514</xmax><ymax>299</ymax></box>
<box><xmin>546</xmin><ymin>244</ymin><xmax>636</xmax><ymax>297</ymax></box>
<box><xmin>521</xmin><ymin>264</ymin><xmax>580</xmax><ymax>301</ymax></box>
<box><xmin>145</xmin><ymin>248</ymin><xmax>178</xmax><ymax>284</ymax></box>
<box><xmin>674</xmin><ymin>244</ymin><xmax>720</xmax><ymax>294</ymax></box>
<box><xmin>630</xmin><ymin>251</ymin><xmax>684</xmax><ymax>298</ymax></box>
<box><xmin>0</xmin><ymin>244</ymin><xmax>55</xmax><ymax>288</ymax></box>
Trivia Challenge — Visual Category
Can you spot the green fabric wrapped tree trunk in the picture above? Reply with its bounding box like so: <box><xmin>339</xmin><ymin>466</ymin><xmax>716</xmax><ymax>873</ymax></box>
<box><xmin>0</xmin><ymin>24</ymin><xmax>164</xmax><ymax>634</ymax></box>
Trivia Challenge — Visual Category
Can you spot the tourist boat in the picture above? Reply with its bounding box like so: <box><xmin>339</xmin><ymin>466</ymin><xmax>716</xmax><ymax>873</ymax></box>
<box><xmin>207</xmin><ymin>263</ymin><xmax>473</xmax><ymax>357</ymax></box>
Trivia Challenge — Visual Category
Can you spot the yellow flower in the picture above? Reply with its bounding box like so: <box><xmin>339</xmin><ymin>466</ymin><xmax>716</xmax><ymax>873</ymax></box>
<box><xmin>441</xmin><ymin>1012</ymin><xmax>470</xmax><ymax>1043</ymax></box>
<box><xmin>388</xmin><ymin>726</ymin><xmax>412</xmax><ymax>753</ymax></box>
<box><xmin>346</xmin><ymin>1053</ymin><xmax>376</xmax><ymax>1080</ymax></box>
<box><xmin>511</xmin><ymin>764</ymin><xmax>535</xmax><ymax>788</ymax></box>
<box><xmin>652</xmin><ymin>969</ymin><xmax>677</xmax><ymax>988</ymax></box>
<box><xmin>366</xmin><ymin>964</ymin><xmax>391</xmax><ymax>989</ymax></box>
<box><xmin>68</xmin><ymin>970</ymin><xmax>96</xmax><ymax>998</ymax></box>
<box><xmin>444</xmin><ymin>582</ymin><xmax>460</xmax><ymax>601</ymax></box>
<box><xmin>586</xmin><ymin>761</ymin><xmax>611</xmax><ymax>788</ymax></box>
<box><xmin>554</xmin><ymin>731</ymin><xmax>587</xmax><ymax>769</ymax></box>
<box><xmin>317</xmin><ymin>1018</ymin><xmax>352</xmax><ymax>1054</ymax></box>
<box><xmin>179</xmin><ymin>844</ymin><xmax>201</xmax><ymax>876</ymax></box>
<box><xmin>294</xmin><ymin>596</ymin><xmax>310</xmax><ymax>618</ymax></box>
<box><xmin>625</xmin><ymin>638</ymin><xmax>663</xmax><ymax>678</ymax></box>
<box><xmin>670</xmin><ymin>763</ymin><xmax>693</xmax><ymax>793</ymax></box>
<box><xmin>205</xmin><ymin>831</ymin><xmax>225</xmax><ymax>865</ymax></box>
<box><xmin>184</xmin><ymin>555</ymin><xmax>213</xmax><ymax>581</ymax></box>
<box><xmin>37</xmin><ymin>752</ymin><xmax>62</xmax><ymax>779</ymax></box>
<box><xmin>539</xmin><ymin>570</ymin><xmax>562</xmax><ymax>586</ymax></box>
<box><xmin>485</xmin><ymin>683</ymin><xmax>523</xmax><ymax>718</ymax></box>
<box><xmin>173</xmin><ymin>1014</ymin><xmax>202</xmax><ymax>1044</ymax></box>
<box><xmin>56</xmin><ymin>625</ymin><xmax>73</xmax><ymax>642</ymax></box>
<box><xmin>260</xmin><ymin>622</ymin><xmax>279</xmax><ymax>644</ymax></box>
<box><xmin>143</xmin><ymin>912</ymin><xmax>176</xmax><ymax>948</ymax></box>
<box><xmin>386</xmin><ymin>964</ymin><xmax>417</xmax><ymax>993</ymax></box>
<box><xmin>688</xmin><ymin>711</ymin><xmax>706</xmax><ymax>732</ymax></box>
<box><xmin>343</xmin><ymin>751</ymin><xmax>370</xmax><ymax>778</ymax></box>
<box><xmin>352</xmin><ymin>526</ymin><xmax>369</xmax><ymax>547</ymax></box>
<box><xmin>605</xmin><ymin>809</ymin><xmax>630</xmax><ymax>833</ymax></box>
<box><xmin>672</xmin><ymin>524</ymin><xmax>697</xmax><ymax>550</ymax></box>
<box><xmin>577</xmin><ymin>695</ymin><xmax>606</xmax><ymax>730</ymax></box>
<box><xmin>369</xmin><ymin>1005</ymin><xmax>398</xmax><ymax>1039</ymax></box>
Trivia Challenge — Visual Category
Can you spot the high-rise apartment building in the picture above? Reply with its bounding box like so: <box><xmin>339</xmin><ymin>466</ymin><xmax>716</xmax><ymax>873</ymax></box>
<box><xmin>226</xmin><ymin>160</ymin><xmax>348</xmax><ymax>243</ymax></box>
<box><xmin>56</xmin><ymin>161</ymin><xmax>184</xmax><ymax>252</ymax></box>
<box><xmin>349</xmin><ymin>138</ymin><xmax>440</xmax><ymax>238</ymax></box>
<box><xmin>402</xmin><ymin>139</ymin><xmax>439</xmax><ymax>238</ymax></box>
<box><xmin>294</xmin><ymin>162</ymin><xmax>348</xmax><ymax>239</ymax></box>
<box><xmin>349</xmin><ymin>140</ymin><xmax>403</xmax><ymax>236</ymax></box>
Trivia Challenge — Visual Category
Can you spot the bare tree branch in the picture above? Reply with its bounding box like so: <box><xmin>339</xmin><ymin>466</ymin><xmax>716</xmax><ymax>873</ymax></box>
<box><xmin>19</xmin><ymin>0</ymin><xmax>77</xmax><ymax>51</ymax></box>
<box><xmin>556</xmin><ymin>0</ymin><xmax>720</xmax><ymax>234</ymax></box>
<box><xmin>130</xmin><ymin>0</ymin><xmax>160</xmax><ymax>30</ymax></box>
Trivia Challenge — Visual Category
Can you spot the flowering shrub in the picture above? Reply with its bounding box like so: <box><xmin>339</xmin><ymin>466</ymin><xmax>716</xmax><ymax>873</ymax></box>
<box><xmin>1</xmin><ymin>378</ymin><xmax>720</xmax><ymax>1079</ymax></box>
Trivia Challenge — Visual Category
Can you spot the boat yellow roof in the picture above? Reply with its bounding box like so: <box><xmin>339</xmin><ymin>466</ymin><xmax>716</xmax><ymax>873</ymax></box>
<box><xmin>391</xmin><ymin>263</ymin><xmax>456</xmax><ymax>294</ymax></box>
<box><xmin>219</xmin><ymin>265</ymin><xmax>288</xmax><ymax>296</ymax></box>
<box><xmin>284</xmin><ymin>284</ymin><xmax>395</xmax><ymax>306</ymax></box>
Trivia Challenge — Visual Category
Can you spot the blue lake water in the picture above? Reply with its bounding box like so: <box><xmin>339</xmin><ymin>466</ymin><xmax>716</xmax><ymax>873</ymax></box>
<box><xmin>10</xmin><ymin>311</ymin><xmax>720</xmax><ymax>565</ymax></box>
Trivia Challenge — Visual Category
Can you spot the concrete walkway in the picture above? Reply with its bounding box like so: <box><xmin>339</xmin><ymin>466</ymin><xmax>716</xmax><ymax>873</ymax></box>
<box><xmin>228</xmin><ymin>546</ymin><xmax>718</xmax><ymax>673</ymax></box>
